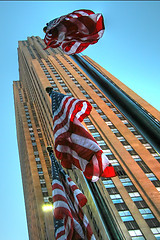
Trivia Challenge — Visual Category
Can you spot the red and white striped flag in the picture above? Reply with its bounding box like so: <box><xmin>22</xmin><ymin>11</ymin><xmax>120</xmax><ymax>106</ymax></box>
<box><xmin>48</xmin><ymin>149</ymin><xmax>95</xmax><ymax>240</ymax></box>
<box><xmin>48</xmin><ymin>90</ymin><xmax>116</xmax><ymax>182</ymax></box>
<box><xmin>44</xmin><ymin>9</ymin><xmax>105</xmax><ymax>55</ymax></box>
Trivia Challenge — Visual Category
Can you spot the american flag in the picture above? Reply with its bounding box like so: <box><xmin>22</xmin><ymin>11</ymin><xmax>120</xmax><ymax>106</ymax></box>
<box><xmin>48</xmin><ymin>149</ymin><xmax>95</xmax><ymax>240</ymax></box>
<box><xmin>48</xmin><ymin>90</ymin><xmax>116</xmax><ymax>182</ymax></box>
<box><xmin>44</xmin><ymin>9</ymin><xmax>105</xmax><ymax>55</ymax></box>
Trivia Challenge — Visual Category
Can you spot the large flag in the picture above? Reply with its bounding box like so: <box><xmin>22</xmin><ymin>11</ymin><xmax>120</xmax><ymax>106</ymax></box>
<box><xmin>47</xmin><ymin>148</ymin><xmax>95</xmax><ymax>240</ymax></box>
<box><xmin>47</xmin><ymin>89</ymin><xmax>116</xmax><ymax>182</ymax></box>
<box><xmin>43</xmin><ymin>9</ymin><xmax>105</xmax><ymax>55</ymax></box>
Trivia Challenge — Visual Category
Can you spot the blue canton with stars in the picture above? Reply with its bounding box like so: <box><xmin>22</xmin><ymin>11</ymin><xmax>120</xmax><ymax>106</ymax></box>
<box><xmin>49</xmin><ymin>150</ymin><xmax>67</xmax><ymax>236</ymax></box>
<box><xmin>50</xmin><ymin>91</ymin><xmax>66</xmax><ymax>115</ymax></box>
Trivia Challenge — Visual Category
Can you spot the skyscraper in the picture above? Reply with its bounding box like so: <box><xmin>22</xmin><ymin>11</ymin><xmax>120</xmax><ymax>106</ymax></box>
<box><xmin>13</xmin><ymin>36</ymin><xmax>160</xmax><ymax>240</ymax></box>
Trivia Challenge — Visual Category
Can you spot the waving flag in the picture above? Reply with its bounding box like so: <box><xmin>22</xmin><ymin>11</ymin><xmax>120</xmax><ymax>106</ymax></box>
<box><xmin>43</xmin><ymin>9</ymin><xmax>105</xmax><ymax>55</ymax></box>
<box><xmin>46</xmin><ymin>88</ymin><xmax>116</xmax><ymax>182</ymax></box>
<box><xmin>47</xmin><ymin>148</ymin><xmax>95</xmax><ymax>240</ymax></box>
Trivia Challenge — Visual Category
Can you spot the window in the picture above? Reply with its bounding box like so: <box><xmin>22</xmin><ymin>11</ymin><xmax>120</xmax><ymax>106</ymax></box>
<box><xmin>32</xmin><ymin>142</ymin><xmax>37</xmax><ymax>146</ymax></box>
<box><xmin>96</xmin><ymin>109</ymin><xmax>103</xmax><ymax>113</ymax></box>
<box><xmin>117</xmin><ymin>136</ymin><xmax>125</xmax><ymax>141</ymax></box>
<box><xmin>114</xmin><ymin>166</ymin><xmax>126</xmax><ymax>177</ymax></box>
<box><xmin>33</xmin><ymin>146</ymin><xmax>38</xmax><ymax>151</ymax></box>
<box><xmin>152</xmin><ymin>153</ymin><xmax>159</xmax><ymax>157</ymax></box>
<box><xmin>91</xmin><ymin>132</ymin><xmax>100</xmax><ymax>137</ymax></box>
<box><xmin>87</xmin><ymin>125</ymin><xmax>95</xmax><ymax>130</ymax></box>
<box><xmin>139</xmin><ymin>208</ymin><xmax>154</xmax><ymax>219</ymax></box>
<box><xmin>97</xmin><ymin>140</ymin><xmax>106</xmax><ymax>146</ymax></box>
<box><xmin>84</xmin><ymin>94</ymin><xmax>90</xmax><ymax>98</ymax></box>
<box><xmin>156</xmin><ymin>187</ymin><xmax>160</xmax><ymax>192</ymax></box>
<box><xmin>148</xmin><ymin>148</ymin><xmax>157</xmax><ymax>153</ymax></box>
<box><xmin>143</xmin><ymin>143</ymin><xmax>152</xmax><ymax>149</ymax></box>
<box><xmin>111</xmin><ymin>129</ymin><xmax>119</xmax><ymax>133</ymax></box>
<box><xmin>119</xmin><ymin>210</ymin><xmax>134</xmax><ymax>222</ymax></box>
<box><xmin>101</xmin><ymin>115</ymin><xmax>108</xmax><ymax>120</ymax></box>
<box><xmin>137</xmin><ymin>162</ymin><xmax>151</xmax><ymax>172</ymax></box>
<box><xmin>115</xmin><ymin>132</ymin><xmax>122</xmax><ymax>137</ymax></box>
<box><xmin>116</xmin><ymin>113</ymin><xmax>122</xmax><ymax>117</ymax></box>
<box><xmin>107</xmin><ymin>155</ymin><xmax>117</xmax><ymax>161</ymax></box>
<box><xmin>145</xmin><ymin>173</ymin><xmax>157</xmax><ymax>181</ymax></box>
<box><xmin>122</xmin><ymin>120</ymin><xmax>129</xmax><ymax>124</ymax></box>
<box><xmin>130</xmin><ymin>236</ymin><xmax>145</xmax><ymax>239</ymax></box>
<box><xmin>103</xmin><ymin>149</ymin><xmax>112</xmax><ymax>154</ymax></box>
<box><xmin>115</xmin><ymin>203</ymin><xmax>128</xmax><ymax>211</ymax></box>
<box><xmin>110</xmin><ymin>194</ymin><xmax>124</xmax><ymax>203</ymax></box>
<box><xmin>97</xmin><ymin>93</ymin><xmax>103</xmax><ymax>96</ymax></box>
<box><xmin>39</xmin><ymin>179</ymin><xmax>46</xmax><ymax>184</ymax></box>
<box><xmin>106</xmin><ymin>121</ymin><xmax>113</xmax><ymax>126</ymax></box>
<box><xmin>103</xmin><ymin>180</ymin><xmax>115</xmax><ymax>188</ymax></box>
<box><xmin>135</xmin><ymin>201</ymin><xmax>147</xmax><ymax>209</ymax></box>
<box><xmin>37</xmin><ymin>164</ymin><xmax>42</xmax><ymax>168</ymax></box>
<box><xmin>34</xmin><ymin>151</ymin><xmax>39</xmax><ymax>156</ymax></box>
<box><xmin>128</xmin><ymin>127</ymin><xmax>136</xmax><ymax>131</ymax></box>
<box><xmin>129</xmin><ymin>150</ymin><xmax>137</xmax><ymax>155</ymax></box>
<box><xmin>125</xmin><ymin>185</ymin><xmax>137</xmax><ymax>193</ymax></box>
<box><xmin>124</xmin><ymin>145</ymin><xmax>133</xmax><ymax>151</ymax></box>
<box><xmin>120</xmin><ymin>178</ymin><xmax>133</xmax><ymax>186</ymax></box>
<box><xmin>151</xmin><ymin>227</ymin><xmax>160</xmax><ymax>238</ymax></box>
<box><xmin>92</xmin><ymin>103</ymin><xmax>98</xmax><ymax>108</ymax></box>
<box><xmin>106</xmin><ymin>103</ymin><xmax>112</xmax><ymax>106</ymax></box>
<box><xmin>109</xmin><ymin>159</ymin><xmax>119</xmax><ymax>166</ymax></box>
<box><xmin>129</xmin><ymin>192</ymin><xmax>143</xmax><ymax>202</ymax></box>
<box><xmin>132</xmin><ymin>155</ymin><xmax>142</xmax><ymax>162</ymax></box>
<box><xmin>135</xmin><ymin>135</ymin><xmax>143</xmax><ymax>140</ymax></box>
<box><xmin>129</xmin><ymin>192</ymin><xmax>140</xmax><ymax>197</ymax></box>
<box><xmin>146</xmin><ymin>218</ymin><xmax>160</xmax><ymax>228</ymax></box>
<box><xmin>100</xmin><ymin>145</ymin><xmax>109</xmax><ymax>150</ymax></box>
<box><xmin>43</xmin><ymin>197</ymin><xmax>49</xmax><ymax>203</ymax></box>
<box><xmin>111</xmin><ymin>108</ymin><xmax>119</xmax><ymax>113</ymax></box>
<box><xmin>128</xmin><ymin>230</ymin><xmax>143</xmax><ymax>238</ymax></box>
<box><xmin>41</xmin><ymin>187</ymin><xmax>48</xmax><ymax>192</ymax></box>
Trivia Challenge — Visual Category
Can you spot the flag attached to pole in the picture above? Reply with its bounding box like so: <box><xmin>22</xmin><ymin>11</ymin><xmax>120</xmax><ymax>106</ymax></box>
<box><xmin>46</xmin><ymin>88</ymin><xmax>116</xmax><ymax>182</ymax></box>
<box><xmin>47</xmin><ymin>147</ymin><xmax>95</xmax><ymax>240</ymax></box>
<box><xmin>43</xmin><ymin>9</ymin><xmax>105</xmax><ymax>55</ymax></box>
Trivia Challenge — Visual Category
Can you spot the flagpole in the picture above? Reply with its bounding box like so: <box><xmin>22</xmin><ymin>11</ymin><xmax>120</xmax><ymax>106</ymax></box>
<box><xmin>47</xmin><ymin>145</ymin><xmax>66</xmax><ymax>176</ymax></box>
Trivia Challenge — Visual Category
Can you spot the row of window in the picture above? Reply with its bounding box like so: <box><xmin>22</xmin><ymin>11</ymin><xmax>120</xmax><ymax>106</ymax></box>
<box><xmin>84</xmin><ymin>55</ymin><xmax>160</xmax><ymax>128</ymax></box>
<box><xmin>29</xmin><ymin>101</ymin><xmax>52</xmax><ymax>182</ymax></box>
<box><xmin>23</xmin><ymin>102</ymin><xmax>49</xmax><ymax>203</ymax></box>
<box><xmin>61</xmin><ymin>55</ymin><xmax>159</xmax><ymax>163</ymax></box>
<box><xmin>55</xmin><ymin>55</ymin><xmax>160</xmax><ymax>190</ymax></box>
<box><xmin>40</xmin><ymin>58</ymin><xmax>148</xmax><ymax>237</ymax></box>
<box><xmin>18</xmin><ymin>89</ymin><xmax>23</xmax><ymax>102</ymax></box>
<box><xmin>103</xmin><ymin>179</ymin><xmax>144</xmax><ymax>239</ymax></box>
<box><xmin>45</xmin><ymin>56</ymin><xmax>160</xmax><ymax>237</ymax></box>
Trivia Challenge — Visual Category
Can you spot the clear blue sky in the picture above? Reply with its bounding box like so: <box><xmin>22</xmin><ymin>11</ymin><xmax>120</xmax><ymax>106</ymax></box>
<box><xmin>0</xmin><ymin>1</ymin><xmax>160</xmax><ymax>240</ymax></box>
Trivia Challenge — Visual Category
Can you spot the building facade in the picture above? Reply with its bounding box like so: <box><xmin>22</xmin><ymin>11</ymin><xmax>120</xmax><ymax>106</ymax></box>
<box><xmin>13</xmin><ymin>36</ymin><xmax>160</xmax><ymax>240</ymax></box>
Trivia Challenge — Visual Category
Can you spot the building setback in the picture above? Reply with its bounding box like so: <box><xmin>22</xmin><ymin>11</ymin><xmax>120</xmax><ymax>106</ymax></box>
<box><xmin>13</xmin><ymin>36</ymin><xmax>160</xmax><ymax>240</ymax></box>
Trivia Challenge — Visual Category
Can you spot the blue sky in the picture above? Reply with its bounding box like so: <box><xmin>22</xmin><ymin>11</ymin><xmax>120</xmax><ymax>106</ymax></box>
<box><xmin>0</xmin><ymin>1</ymin><xmax>160</xmax><ymax>240</ymax></box>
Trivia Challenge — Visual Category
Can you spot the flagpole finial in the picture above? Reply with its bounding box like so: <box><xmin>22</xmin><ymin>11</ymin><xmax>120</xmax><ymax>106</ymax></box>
<box><xmin>47</xmin><ymin>145</ymin><xmax>53</xmax><ymax>153</ymax></box>
<box><xmin>46</xmin><ymin>87</ymin><xmax>53</xmax><ymax>95</ymax></box>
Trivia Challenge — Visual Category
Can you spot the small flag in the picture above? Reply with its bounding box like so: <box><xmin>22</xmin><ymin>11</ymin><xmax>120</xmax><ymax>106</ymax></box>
<box><xmin>47</xmin><ymin>147</ymin><xmax>95</xmax><ymax>240</ymax></box>
<box><xmin>43</xmin><ymin>9</ymin><xmax>105</xmax><ymax>55</ymax></box>
<box><xmin>47</xmin><ymin>89</ymin><xmax>116</xmax><ymax>182</ymax></box>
